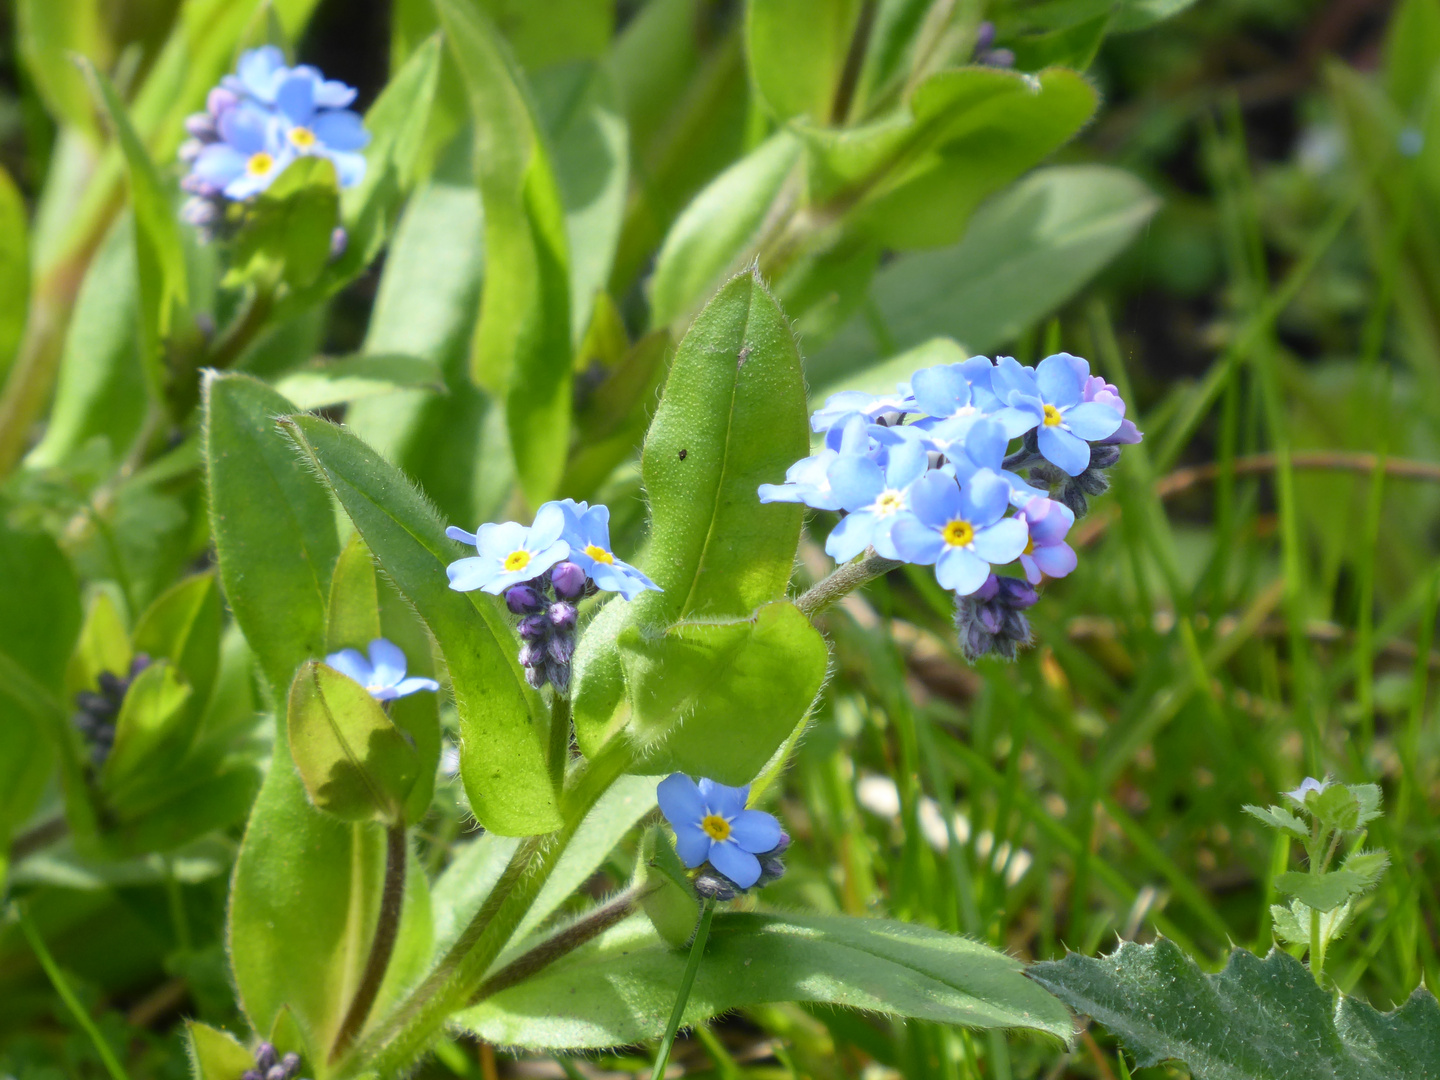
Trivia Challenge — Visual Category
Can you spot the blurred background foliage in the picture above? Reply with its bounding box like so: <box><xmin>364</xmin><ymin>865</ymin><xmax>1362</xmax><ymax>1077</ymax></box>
<box><xmin>1</xmin><ymin>0</ymin><xmax>1439</xmax><ymax>1077</ymax></box>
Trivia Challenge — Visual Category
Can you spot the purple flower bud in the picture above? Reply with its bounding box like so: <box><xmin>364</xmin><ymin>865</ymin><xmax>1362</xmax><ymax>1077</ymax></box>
<box><xmin>974</xmin><ymin>20</ymin><xmax>997</xmax><ymax>53</ymax></box>
<box><xmin>546</xmin><ymin>634</ymin><xmax>574</xmax><ymax>666</ymax></box>
<box><xmin>995</xmin><ymin>577</ymin><xmax>1038</xmax><ymax>609</ymax></box>
<box><xmin>550</xmin><ymin>561</ymin><xmax>587</xmax><ymax>600</ymax></box>
<box><xmin>977</xmin><ymin>603</ymin><xmax>1005</xmax><ymax>635</ymax></box>
<box><xmin>280</xmin><ymin>1054</ymin><xmax>301</xmax><ymax>1077</ymax></box>
<box><xmin>518</xmin><ymin>642</ymin><xmax>543</xmax><ymax>668</ymax></box>
<box><xmin>181</xmin><ymin>197</ymin><xmax>222</xmax><ymax>226</ymax></box>
<box><xmin>183</xmin><ymin>112</ymin><xmax>218</xmax><ymax>140</ymax></box>
<box><xmin>694</xmin><ymin>871</ymin><xmax>737</xmax><ymax>902</ymax></box>
<box><xmin>517</xmin><ymin>614</ymin><xmax>549</xmax><ymax>641</ymax></box>
<box><xmin>505</xmin><ymin>584</ymin><xmax>543</xmax><ymax>614</ymax></box>
<box><xmin>548</xmin><ymin>601</ymin><xmax>577</xmax><ymax>631</ymax></box>
<box><xmin>181</xmin><ymin>173</ymin><xmax>220</xmax><ymax>195</ymax></box>
<box><xmin>330</xmin><ymin>226</ymin><xmax>348</xmax><ymax>260</ymax></box>
<box><xmin>266</xmin><ymin>1068</ymin><xmax>286</xmax><ymax>1080</ymax></box>
<box><xmin>243</xmin><ymin>1071</ymin><xmax>263</xmax><ymax>1080</ymax></box>
<box><xmin>255</xmin><ymin>1044</ymin><xmax>278</xmax><ymax>1071</ymax></box>
<box><xmin>130</xmin><ymin>654</ymin><xmax>151</xmax><ymax>677</ymax></box>
<box><xmin>178</xmin><ymin>138</ymin><xmax>205</xmax><ymax>163</ymax></box>
<box><xmin>524</xmin><ymin>664</ymin><xmax>546</xmax><ymax>690</ymax></box>
<box><xmin>973</xmin><ymin>574</ymin><xmax>1001</xmax><ymax>602</ymax></box>
<box><xmin>546</xmin><ymin>660</ymin><xmax>571</xmax><ymax>693</ymax></box>
<box><xmin>206</xmin><ymin>87</ymin><xmax>239</xmax><ymax>118</ymax></box>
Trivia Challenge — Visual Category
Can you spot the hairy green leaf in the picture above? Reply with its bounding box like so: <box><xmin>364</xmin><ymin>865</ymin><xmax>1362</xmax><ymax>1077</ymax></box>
<box><xmin>204</xmin><ymin>373</ymin><xmax>338</xmax><ymax>697</ymax></box>
<box><xmin>100</xmin><ymin>661</ymin><xmax>192</xmax><ymax>797</ymax></box>
<box><xmin>436</xmin><ymin>0</ymin><xmax>573</xmax><ymax>505</ymax></box>
<box><xmin>1030</xmin><ymin>939</ymin><xmax>1440</xmax><ymax>1079</ymax></box>
<box><xmin>186</xmin><ymin>1020</ymin><xmax>256</xmax><ymax>1080</ymax></box>
<box><xmin>132</xmin><ymin>571</ymin><xmax>222</xmax><ymax>737</ymax></box>
<box><xmin>326</xmin><ymin>533</ymin><xmax>382</xmax><ymax>653</ymax></box>
<box><xmin>1243</xmin><ymin>803</ymin><xmax>1310</xmax><ymax>839</ymax></box>
<box><xmin>457</xmin><ymin>911</ymin><xmax>1072</xmax><ymax>1048</ymax></box>
<box><xmin>275</xmin><ymin>354</ymin><xmax>446</xmax><ymax>411</ymax></box>
<box><xmin>281</xmin><ymin>414</ymin><xmax>560</xmax><ymax>835</ymax></box>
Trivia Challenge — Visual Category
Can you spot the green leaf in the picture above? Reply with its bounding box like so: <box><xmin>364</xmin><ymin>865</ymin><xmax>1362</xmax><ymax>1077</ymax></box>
<box><xmin>619</xmin><ymin>602</ymin><xmax>828</xmax><ymax>785</ymax></box>
<box><xmin>810</xmin><ymin>165</ymin><xmax>1159</xmax><ymax>395</ymax></box>
<box><xmin>746</xmin><ymin>0</ymin><xmax>861</xmax><ymax>122</ymax></box>
<box><xmin>431</xmin><ymin>830</ymin><xmax>523</xmax><ymax>956</ymax></box>
<box><xmin>1384</xmin><ymin>0</ymin><xmax>1440</xmax><ymax>114</ymax></box>
<box><xmin>185</xmin><ymin>1020</ymin><xmax>255</xmax><ymax>1080</ymax></box>
<box><xmin>1030</xmin><ymin>939</ymin><xmax>1440</xmax><ymax>1079</ymax></box>
<box><xmin>0</xmin><ymin>164</ymin><xmax>28</xmax><ymax>386</ymax></box>
<box><xmin>649</xmin><ymin>130</ymin><xmax>802</xmax><ymax>327</ymax></box>
<box><xmin>100</xmin><ymin>661</ymin><xmax>192</xmax><ymax>796</ymax></box>
<box><xmin>104</xmin><ymin>763</ymin><xmax>261</xmax><ymax>857</ymax></box>
<box><xmin>456</xmin><ymin>910</ymin><xmax>1072</xmax><ymax>1048</ymax></box>
<box><xmin>636</xmin><ymin>826</ymin><xmax>699</xmax><ymax>948</ymax></box>
<box><xmin>229</xmin><ymin>738</ymin><xmax>431</xmax><ymax>1064</ymax></box>
<box><xmin>1243</xmin><ymin>803</ymin><xmax>1309</xmax><ymax>840</ymax></box>
<box><xmin>27</xmin><ymin>215</ymin><xmax>148</xmax><ymax>468</ymax></box>
<box><xmin>1311</xmin><ymin>783</ymin><xmax>1362</xmax><ymax>832</ymax></box>
<box><xmin>132</xmin><ymin>572</ymin><xmax>222</xmax><ymax>734</ymax></box>
<box><xmin>1351</xmin><ymin>783</ymin><xmax>1384</xmax><ymax>827</ymax></box>
<box><xmin>286</xmin><ymin>661</ymin><xmax>420</xmax><ymax>823</ymax></box>
<box><xmin>533</xmin><ymin>59</ymin><xmax>629</xmax><ymax>340</ymax></box>
<box><xmin>435</xmin><ymin>0</ymin><xmax>573</xmax><ymax>505</ymax></box>
<box><xmin>204</xmin><ymin>372</ymin><xmax>338</xmax><ymax>697</ymax></box>
<box><xmin>572</xmin><ymin>271</ymin><xmax>810</xmax><ymax>757</ymax></box>
<box><xmin>78</xmin><ymin>58</ymin><xmax>188</xmax><ymax>376</ymax></box>
<box><xmin>479</xmin><ymin>0</ymin><xmax>613</xmax><ymax>69</ymax></box>
<box><xmin>1342</xmin><ymin>849</ymin><xmax>1391</xmax><ymax>887</ymax></box>
<box><xmin>280</xmin><ymin>414</ymin><xmax>560</xmax><ymax>835</ymax></box>
<box><xmin>276</xmin><ymin>354</ymin><xmax>446</xmax><ymax>411</ymax></box>
<box><xmin>326</xmin><ymin>534</ymin><xmax>383</xmax><ymax>652</ymax></box>
<box><xmin>0</xmin><ymin>513</ymin><xmax>82</xmax><ymax>699</ymax></box>
<box><xmin>230</xmin><ymin>157</ymin><xmax>342</xmax><ymax>290</ymax></box>
<box><xmin>16</xmin><ymin>0</ymin><xmax>105</xmax><ymax>133</ymax></box>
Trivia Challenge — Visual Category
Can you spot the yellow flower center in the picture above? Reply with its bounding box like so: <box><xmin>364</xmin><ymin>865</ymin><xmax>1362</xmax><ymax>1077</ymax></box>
<box><xmin>1042</xmin><ymin>403</ymin><xmax>1063</xmax><ymax>427</ymax></box>
<box><xmin>701</xmin><ymin>814</ymin><xmax>731</xmax><ymax>841</ymax></box>
<box><xmin>1023</xmin><ymin>537</ymin><xmax>1036</xmax><ymax>556</ymax></box>
<box><xmin>942</xmin><ymin>519</ymin><xmax>975</xmax><ymax>547</ymax></box>
<box><xmin>584</xmin><ymin>544</ymin><xmax>614</xmax><ymax>565</ymax></box>
<box><xmin>288</xmin><ymin>126</ymin><xmax>317</xmax><ymax>149</ymax></box>
<box><xmin>503</xmin><ymin>549</ymin><xmax>532</xmax><ymax>573</ymax></box>
<box><xmin>246</xmin><ymin>151</ymin><xmax>274</xmax><ymax>176</ymax></box>
<box><xmin>873</xmin><ymin>490</ymin><xmax>905</xmax><ymax>517</ymax></box>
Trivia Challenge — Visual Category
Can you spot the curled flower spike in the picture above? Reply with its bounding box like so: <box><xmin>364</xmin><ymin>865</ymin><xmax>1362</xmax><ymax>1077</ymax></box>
<box><xmin>446</xmin><ymin>503</ymin><xmax>570</xmax><ymax>595</ymax></box>
<box><xmin>73</xmin><ymin>656</ymin><xmax>151</xmax><ymax>768</ymax></box>
<box><xmin>955</xmin><ymin>574</ymin><xmax>1037</xmax><ymax>661</ymax></box>
<box><xmin>657</xmin><ymin>774</ymin><xmax>783</xmax><ymax>890</ymax></box>
<box><xmin>324</xmin><ymin>638</ymin><xmax>438</xmax><ymax>701</ymax></box>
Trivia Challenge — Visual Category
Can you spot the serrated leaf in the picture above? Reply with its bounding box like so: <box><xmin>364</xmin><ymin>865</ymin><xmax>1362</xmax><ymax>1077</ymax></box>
<box><xmin>619</xmin><ymin>602</ymin><xmax>829</xmax><ymax>785</ymax></box>
<box><xmin>280</xmin><ymin>414</ymin><xmax>560</xmax><ymax>835</ymax></box>
<box><xmin>1274</xmin><ymin>870</ymin><xmax>1373</xmax><ymax>913</ymax></box>
<box><xmin>1030</xmin><ymin>939</ymin><xmax>1440</xmax><ymax>1079</ymax></box>
<box><xmin>1342</xmin><ymin>849</ymin><xmax>1390</xmax><ymax>886</ymax></box>
<box><xmin>1312</xmin><ymin>784</ymin><xmax>1362</xmax><ymax>832</ymax></box>
<box><xmin>435</xmin><ymin>0</ymin><xmax>573</xmax><ymax>505</ymax></box>
<box><xmin>1243</xmin><ymin>803</ymin><xmax>1309</xmax><ymax>839</ymax></box>
<box><xmin>456</xmin><ymin>911</ymin><xmax>1072</xmax><ymax>1048</ymax></box>
<box><xmin>1352</xmin><ymin>783</ymin><xmax>1384</xmax><ymax>827</ymax></box>
<box><xmin>571</xmin><ymin>270</ymin><xmax>809</xmax><ymax>759</ymax></box>
<box><xmin>287</xmin><ymin>661</ymin><xmax>420</xmax><ymax>823</ymax></box>
<box><xmin>204</xmin><ymin>373</ymin><xmax>338</xmax><ymax>697</ymax></box>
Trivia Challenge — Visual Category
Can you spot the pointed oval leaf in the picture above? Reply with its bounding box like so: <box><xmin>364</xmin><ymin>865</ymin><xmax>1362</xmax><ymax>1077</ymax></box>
<box><xmin>100</xmin><ymin>660</ymin><xmax>193</xmax><ymax>795</ymax></box>
<box><xmin>746</xmin><ymin>0</ymin><xmax>861</xmax><ymax>122</ymax></box>
<box><xmin>326</xmin><ymin>533</ymin><xmax>382</xmax><ymax>653</ymax></box>
<box><xmin>185</xmin><ymin>1020</ymin><xmax>255</xmax><ymax>1080</ymax></box>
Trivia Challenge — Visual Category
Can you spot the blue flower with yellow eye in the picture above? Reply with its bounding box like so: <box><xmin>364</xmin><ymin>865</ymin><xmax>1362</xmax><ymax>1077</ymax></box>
<box><xmin>555</xmin><ymin>501</ymin><xmax>660</xmax><ymax>600</ymax></box>
<box><xmin>824</xmin><ymin>433</ymin><xmax>929</xmax><ymax>562</ymax></box>
<box><xmin>270</xmin><ymin>66</ymin><xmax>369</xmax><ymax>188</ymax></box>
<box><xmin>446</xmin><ymin>503</ymin><xmax>570</xmax><ymax>594</ymax></box>
<box><xmin>991</xmin><ymin>354</ymin><xmax>1122</xmax><ymax>476</ymax></box>
<box><xmin>189</xmin><ymin>103</ymin><xmax>293</xmax><ymax>200</ymax></box>
<box><xmin>890</xmin><ymin>470</ymin><xmax>1028</xmax><ymax>595</ymax></box>
<box><xmin>658</xmin><ymin>774</ymin><xmax>783</xmax><ymax>889</ymax></box>
<box><xmin>324</xmin><ymin>638</ymin><xmax>438</xmax><ymax>700</ymax></box>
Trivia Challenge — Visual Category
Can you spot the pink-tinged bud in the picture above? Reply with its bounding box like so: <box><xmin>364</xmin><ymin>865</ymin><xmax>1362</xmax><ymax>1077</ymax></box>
<box><xmin>551</xmin><ymin>560</ymin><xmax>586</xmax><ymax>599</ymax></box>
<box><xmin>548</xmin><ymin>602</ymin><xmax>577</xmax><ymax>630</ymax></box>
<box><xmin>505</xmin><ymin>584</ymin><xmax>543</xmax><ymax>613</ymax></box>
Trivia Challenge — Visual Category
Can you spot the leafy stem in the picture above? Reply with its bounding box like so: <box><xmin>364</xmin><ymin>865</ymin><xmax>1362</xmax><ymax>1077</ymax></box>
<box><xmin>650</xmin><ymin>898</ymin><xmax>717</xmax><ymax>1080</ymax></box>
<box><xmin>330</xmin><ymin>821</ymin><xmax>408</xmax><ymax>1062</ymax></box>
<box><xmin>795</xmin><ymin>548</ymin><xmax>901</xmax><ymax>619</ymax></box>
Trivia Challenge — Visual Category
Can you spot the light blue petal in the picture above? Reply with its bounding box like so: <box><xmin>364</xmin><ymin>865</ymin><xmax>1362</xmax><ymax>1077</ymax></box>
<box><xmin>1063</xmin><ymin>401</ymin><xmax>1122</xmax><ymax>441</ymax></box>
<box><xmin>315</xmin><ymin>79</ymin><xmax>358</xmax><ymax>108</ymax></box>
<box><xmin>970</xmin><ymin>517</ymin><xmax>1028</xmax><ymax>564</ymax></box>
<box><xmin>526</xmin><ymin>540</ymin><xmax>571</xmax><ymax>581</ymax></box>
<box><xmin>325</xmin><ymin>149</ymin><xmax>367</xmax><ymax>189</ymax></box>
<box><xmin>957</xmin><ymin>469</ymin><xmax>1010</xmax><ymax>527</ymax></box>
<box><xmin>708</xmin><ymin>840</ymin><xmax>762</xmax><ymax>888</ymax></box>
<box><xmin>368</xmin><ymin>638</ymin><xmax>408</xmax><ymax>687</ymax></box>
<box><xmin>393</xmin><ymin>676</ymin><xmax>440</xmax><ymax>696</ymax></box>
<box><xmin>477</xmin><ymin>521</ymin><xmax>527</xmax><ymax>560</ymax></box>
<box><xmin>446</xmin><ymin>556</ymin><xmax>498</xmax><ymax>592</ymax></box>
<box><xmin>275</xmin><ymin>72</ymin><xmax>317</xmax><ymax>125</ymax></box>
<box><xmin>192</xmin><ymin>144</ymin><xmax>246</xmax><ymax>186</ymax></box>
<box><xmin>910</xmin><ymin>364</ymin><xmax>968</xmax><ymax>418</ymax></box>
<box><xmin>237</xmin><ymin>46</ymin><xmax>286</xmax><ymax>102</ymax></box>
<box><xmin>445</xmin><ymin>525</ymin><xmax>478</xmax><ymax>547</ymax></box>
<box><xmin>992</xmin><ymin>404</ymin><xmax>1041</xmax><ymax>439</ymax></box>
<box><xmin>825</xmin><ymin>511</ymin><xmax>876</xmax><ymax>562</ymax></box>
<box><xmin>890</xmin><ymin>515</ymin><xmax>946</xmax><ymax>566</ymax></box>
<box><xmin>528</xmin><ymin>503</ymin><xmax>567</xmax><ymax>550</ymax></box>
<box><xmin>728</xmin><ymin>809</ymin><xmax>783</xmax><ymax>853</ymax></box>
<box><xmin>219</xmin><ymin>105</ymin><xmax>272</xmax><ymax>155</ymax></box>
<box><xmin>962</xmin><ymin>418</ymin><xmax>1008</xmax><ymax>471</ymax></box>
<box><xmin>883</xmin><ymin>435</ymin><xmax>929</xmax><ymax>487</ymax></box>
<box><xmin>908</xmin><ymin>471</ymin><xmax>962</xmax><ymax>527</ymax></box>
<box><xmin>1033</xmin><ymin>541</ymin><xmax>1077</xmax><ymax>579</ymax></box>
<box><xmin>935</xmin><ymin>546</ymin><xmax>991</xmax><ymax>595</ymax></box>
<box><xmin>674</xmin><ymin>822</ymin><xmax>711</xmax><ymax>868</ymax></box>
<box><xmin>827</xmin><ymin>455</ymin><xmax>884</xmax><ymax>513</ymax></box>
<box><xmin>1038</xmin><ymin>425</ymin><xmax>1090</xmax><ymax>476</ymax></box>
<box><xmin>658</xmin><ymin>772</ymin><xmax>705</xmax><ymax>826</ymax></box>
<box><xmin>312</xmin><ymin>109</ymin><xmax>369</xmax><ymax>151</ymax></box>
<box><xmin>699</xmin><ymin>778</ymin><xmax>748</xmax><ymax>819</ymax></box>
<box><xmin>223</xmin><ymin>168</ymin><xmax>278</xmax><ymax>200</ymax></box>
<box><xmin>325</xmin><ymin>648</ymin><xmax>372</xmax><ymax>684</ymax></box>
<box><xmin>1035</xmin><ymin>353</ymin><xmax>1083</xmax><ymax>408</ymax></box>
<box><xmin>991</xmin><ymin>356</ymin><xmax>1037</xmax><ymax>402</ymax></box>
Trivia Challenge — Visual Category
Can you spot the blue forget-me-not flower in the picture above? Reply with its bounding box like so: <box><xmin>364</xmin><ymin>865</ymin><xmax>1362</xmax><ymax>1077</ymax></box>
<box><xmin>325</xmin><ymin>638</ymin><xmax>439</xmax><ymax>701</ymax></box>
<box><xmin>446</xmin><ymin>503</ymin><xmax>571</xmax><ymax>595</ymax></box>
<box><xmin>557</xmin><ymin>501</ymin><xmax>660</xmax><ymax>601</ymax></box>
<box><xmin>658</xmin><ymin>773</ymin><xmax>784</xmax><ymax>890</ymax></box>
<box><xmin>825</xmin><ymin>434</ymin><xmax>929</xmax><ymax>562</ymax></box>
<box><xmin>891</xmin><ymin>470</ymin><xmax>1028</xmax><ymax>595</ymax></box>
<box><xmin>991</xmin><ymin>354</ymin><xmax>1123</xmax><ymax>476</ymax></box>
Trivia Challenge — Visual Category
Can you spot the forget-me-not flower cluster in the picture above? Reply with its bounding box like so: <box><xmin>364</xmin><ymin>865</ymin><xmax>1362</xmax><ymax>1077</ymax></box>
<box><xmin>445</xmin><ymin>499</ymin><xmax>660</xmax><ymax>691</ymax></box>
<box><xmin>178</xmin><ymin>46</ymin><xmax>369</xmax><ymax>241</ymax></box>
<box><xmin>761</xmin><ymin>351</ymin><xmax>1141</xmax><ymax>659</ymax></box>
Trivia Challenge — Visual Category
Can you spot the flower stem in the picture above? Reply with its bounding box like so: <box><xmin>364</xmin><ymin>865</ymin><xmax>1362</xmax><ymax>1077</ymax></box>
<box><xmin>330</xmin><ymin>821</ymin><xmax>408</xmax><ymax>1063</ymax></box>
<box><xmin>549</xmin><ymin>692</ymin><xmax>572</xmax><ymax>792</ymax></box>
<box><xmin>794</xmin><ymin>548</ymin><xmax>901</xmax><ymax>619</ymax></box>
<box><xmin>650</xmin><ymin>899</ymin><xmax>716</xmax><ymax>1080</ymax></box>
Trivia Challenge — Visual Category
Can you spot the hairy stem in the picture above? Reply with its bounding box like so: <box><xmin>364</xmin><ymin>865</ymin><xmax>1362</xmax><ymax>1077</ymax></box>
<box><xmin>795</xmin><ymin>548</ymin><xmax>901</xmax><ymax>619</ymax></box>
<box><xmin>549</xmin><ymin>693</ymin><xmax>572</xmax><ymax>793</ymax></box>
<box><xmin>331</xmin><ymin>822</ymin><xmax>408</xmax><ymax>1062</ymax></box>
<box><xmin>650</xmin><ymin>899</ymin><xmax>716</xmax><ymax>1080</ymax></box>
<box><xmin>472</xmin><ymin>885</ymin><xmax>646</xmax><ymax>1004</ymax></box>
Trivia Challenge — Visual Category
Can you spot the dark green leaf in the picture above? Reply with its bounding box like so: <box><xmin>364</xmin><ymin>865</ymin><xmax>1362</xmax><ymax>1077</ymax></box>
<box><xmin>457</xmin><ymin>911</ymin><xmax>1072</xmax><ymax>1048</ymax></box>
<box><xmin>435</xmin><ymin>0</ymin><xmax>573</xmax><ymax>505</ymax></box>
<box><xmin>572</xmin><ymin>271</ymin><xmax>809</xmax><ymax>757</ymax></box>
<box><xmin>649</xmin><ymin>131</ymin><xmax>802</xmax><ymax>327</ymax></box>
<box><xmin>620</xmin><ymin>602</ymin><xmax>829</xmax><ymax>785</ymax></box>
<box><xmin>275</xmin><ymin>355</ymin><xmax>446</xmax><ymax>410</ymax></box>
<box><xmin>204</xmin><ymin>372</ymin><xmax>338</xmax><ymax>696</ymax></box>
<box><xmin>280</xmin><ymin>414</ymin><xmax>560</xmax><ymax>835</ymax></box>
<box><xmin>1030</xmin><ymin>939</ymin><xmax>1440</xmax><ymax>1079</ymax></box>
<box><xmin>810</xmin><ymin>166</ymin><xmax>1159</xmax><ymax>395</ymax></box>
<box><xmin>746</xmin><ymin>0</ymin><xmax>861</xmax><ymax>122</ymax></box>
<box><xmin>286</xmin><ymin>661</ymin><xmax>420</xmax><ymax>823</ymax></box>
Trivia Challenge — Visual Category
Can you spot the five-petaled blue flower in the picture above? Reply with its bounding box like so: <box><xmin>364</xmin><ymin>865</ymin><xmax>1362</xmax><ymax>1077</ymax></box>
<box><xmin>1015</xmin><ymin>496</ymin><xmax>1077</xmax><ymax>584</ymax></box>
<box><xmin>824</xmin><ymin>435</ymin><xmax>929</xmax><ymax>561</ymax></box>
<box><xmin>557</xmin><ymin>501</ymin><xmax>660</xmax><ymax>600</ymax></box>
<box><xmin>191</xmin><ymin>104</ymin><xmax>292</xmax><ymax>200</ymax></box>
<box><xmin>446</xmin><ymin>503</ymin><xmax>570</xmax><ymax>594</ymax></box>
<box><xmin>658</xmin><ymin>773</ymin><xmax>783</xmax><ymax>889</ymax></box>
<box><xmin>809</xmin><ymin>386</ymin><xmax>917</xmax><ymax>434</ymax></box>
<box><xmin>992</xmin><ymin>354</ymin><xmax>1123</xmax><ymax>476</ymax></box>
<box><xmin>268</xmin><ymin>65</ymin><xmax>370</xmax><ymax>187</ymax></box>
<box><xmin>891</xmin><ymin>470</ymin><xmax>1028</xmax><ymax>595</ymax></box>
<box><xmin>325</xmin><ymin>638</ymin><xmax>438</xmax><ymax>700</ymax></box>
<box><xmin>909</xmin><ymin>357</ymin><xmax>1012</xmax><ymax>436</ymax></box>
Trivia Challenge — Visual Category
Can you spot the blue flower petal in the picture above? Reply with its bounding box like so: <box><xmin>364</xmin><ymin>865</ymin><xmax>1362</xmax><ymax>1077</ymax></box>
<box><xmin>1062</xmin><ymin>401</ymin><xmax>1122</xmax><ymax>441</ymax></box>
<box><xmin>657</xmin><ymin>773</ymin><xmax>705</xmax><ymax>827</ymax></box>
<box><xmin>368</xmin><ymin>638</ymin><xmax>407</xmax><ymax>687</ymax></box>
<box><xmin>324</xmin><ymin>149</ymin><xmax>367</xmax><ymax>189</ymax></box>
<box><xmin>312</xmin><ymin>109</ymin><xmax>370</xmax><ymax>151</ymax></box>
<box><xmin>728</xmin><ymin>809</ymin><xmax>782</xmax><ymax>853</ymax></box>
<box><xmin>699</xmin><ymin>778</ymin><xmax>748</xmax><ymax>819</ymax></box>
<box><xmin>446</xmin><ymin>556</ymin><xmax>497</xmax><ymax>592</ymax></box>
<box><xmin>1035</xmin><ymin>353</ymin><xmax>1084</xmax><ymax>408</ymax></box>
<box><xmin>275</xmin><ymin>72</ymin><xmax>316</xmax><ymax>125</ymax></box>
<box><xmin>392</xmin><ymin>676</ymin><xmax>440</xmax><ymax>697</ymax></box>
<box><xmin>992</xmin><ymin>356</ymin><xmax>1038</xmax><ymax>402</ymax></box>
<box><xmin>674</xmin><ymin>822</ymin><xmax>712</xmax><ymax>868</ymax></box>
<box><xmin>315</xmin><ymin>79</ymin><xmax>358</xmax><ymax>108</ymax></box>
<box><xmin>957</xmin><ymin>469</ymin><xmax>1010</xmax><ymax>527</ymax></box>
<box><xmin>935</xmin><ymin>546</ymin><xmax>991</xmax><ymax>595</ymax></box>
<box><xmin>992</xmin><ymin>404</ymin><xmax>1041</xmax><ymax>439</ymax></box>
<box><xmin>193</xmin><ymin>144</ymin><xmax>246</xmax><ymax>186</ymax></box>
<box><xmin>236</xmin><ymin>46</ymin><xmax>286</xmax><ymax>101</ymax></box>
<box><xmin>962</xmin><ymin>418</ymin><xmax>1008</xmax><ymax>471</ymax></box>
<box><xmin>708</xmin><ymin>839</ymin><xmax>762</xmax><ymax>888</ymax></box>
<box><xmin>218</xmin><ymin>105</ymin><xmax>271</xmax><ymax>156</ymax></box>
<box><xmin>969</xmin><ymin>517</ymin><xmax>1027</xmax><ymax>564</ymax></box>
<box><xmin>826</xmin><ymin>454</ymin><xmax>883</xmax><ymax>513</ymax></box>
<box><xmin>476</xmin><ymin>521</ymin><xmax>527</xmax><ymax>560</ymax></box>
<box><xmin>445</xmin><ymin>525</ymin><xmax>479</xmax><ymax>547</ymax></box>
<box><xmin>824</xmin><ymin>510</ymin><xmax>877</xmax><ymax>562</ymax></box>
<box><xmin>1038</xmin><ymin>425</ymin><xmax>1090</xmax><ymax>476</ymax></box>
<box><xmin>325</xmin><ymin>648</ymin><xmax>372</xmax><ymax>684</ymax></box>
<box><xmin>908</xmin><ymin>471</ymin><xmax>962</xmax><ymax>528</ymax></box>
<box><xmin>910</xmin><ymin>364</ymin><xmax>969</xmax><ymax>418</ymax></box>
<box><xmin>890</xmin><ymin>515</ymin><xmax>946</xmax><ymax>565</ymax></box>
<box><xmin>528</xmin><ymin>503</ymin><xmax>568</xmax><ymax>550</ymax></box>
